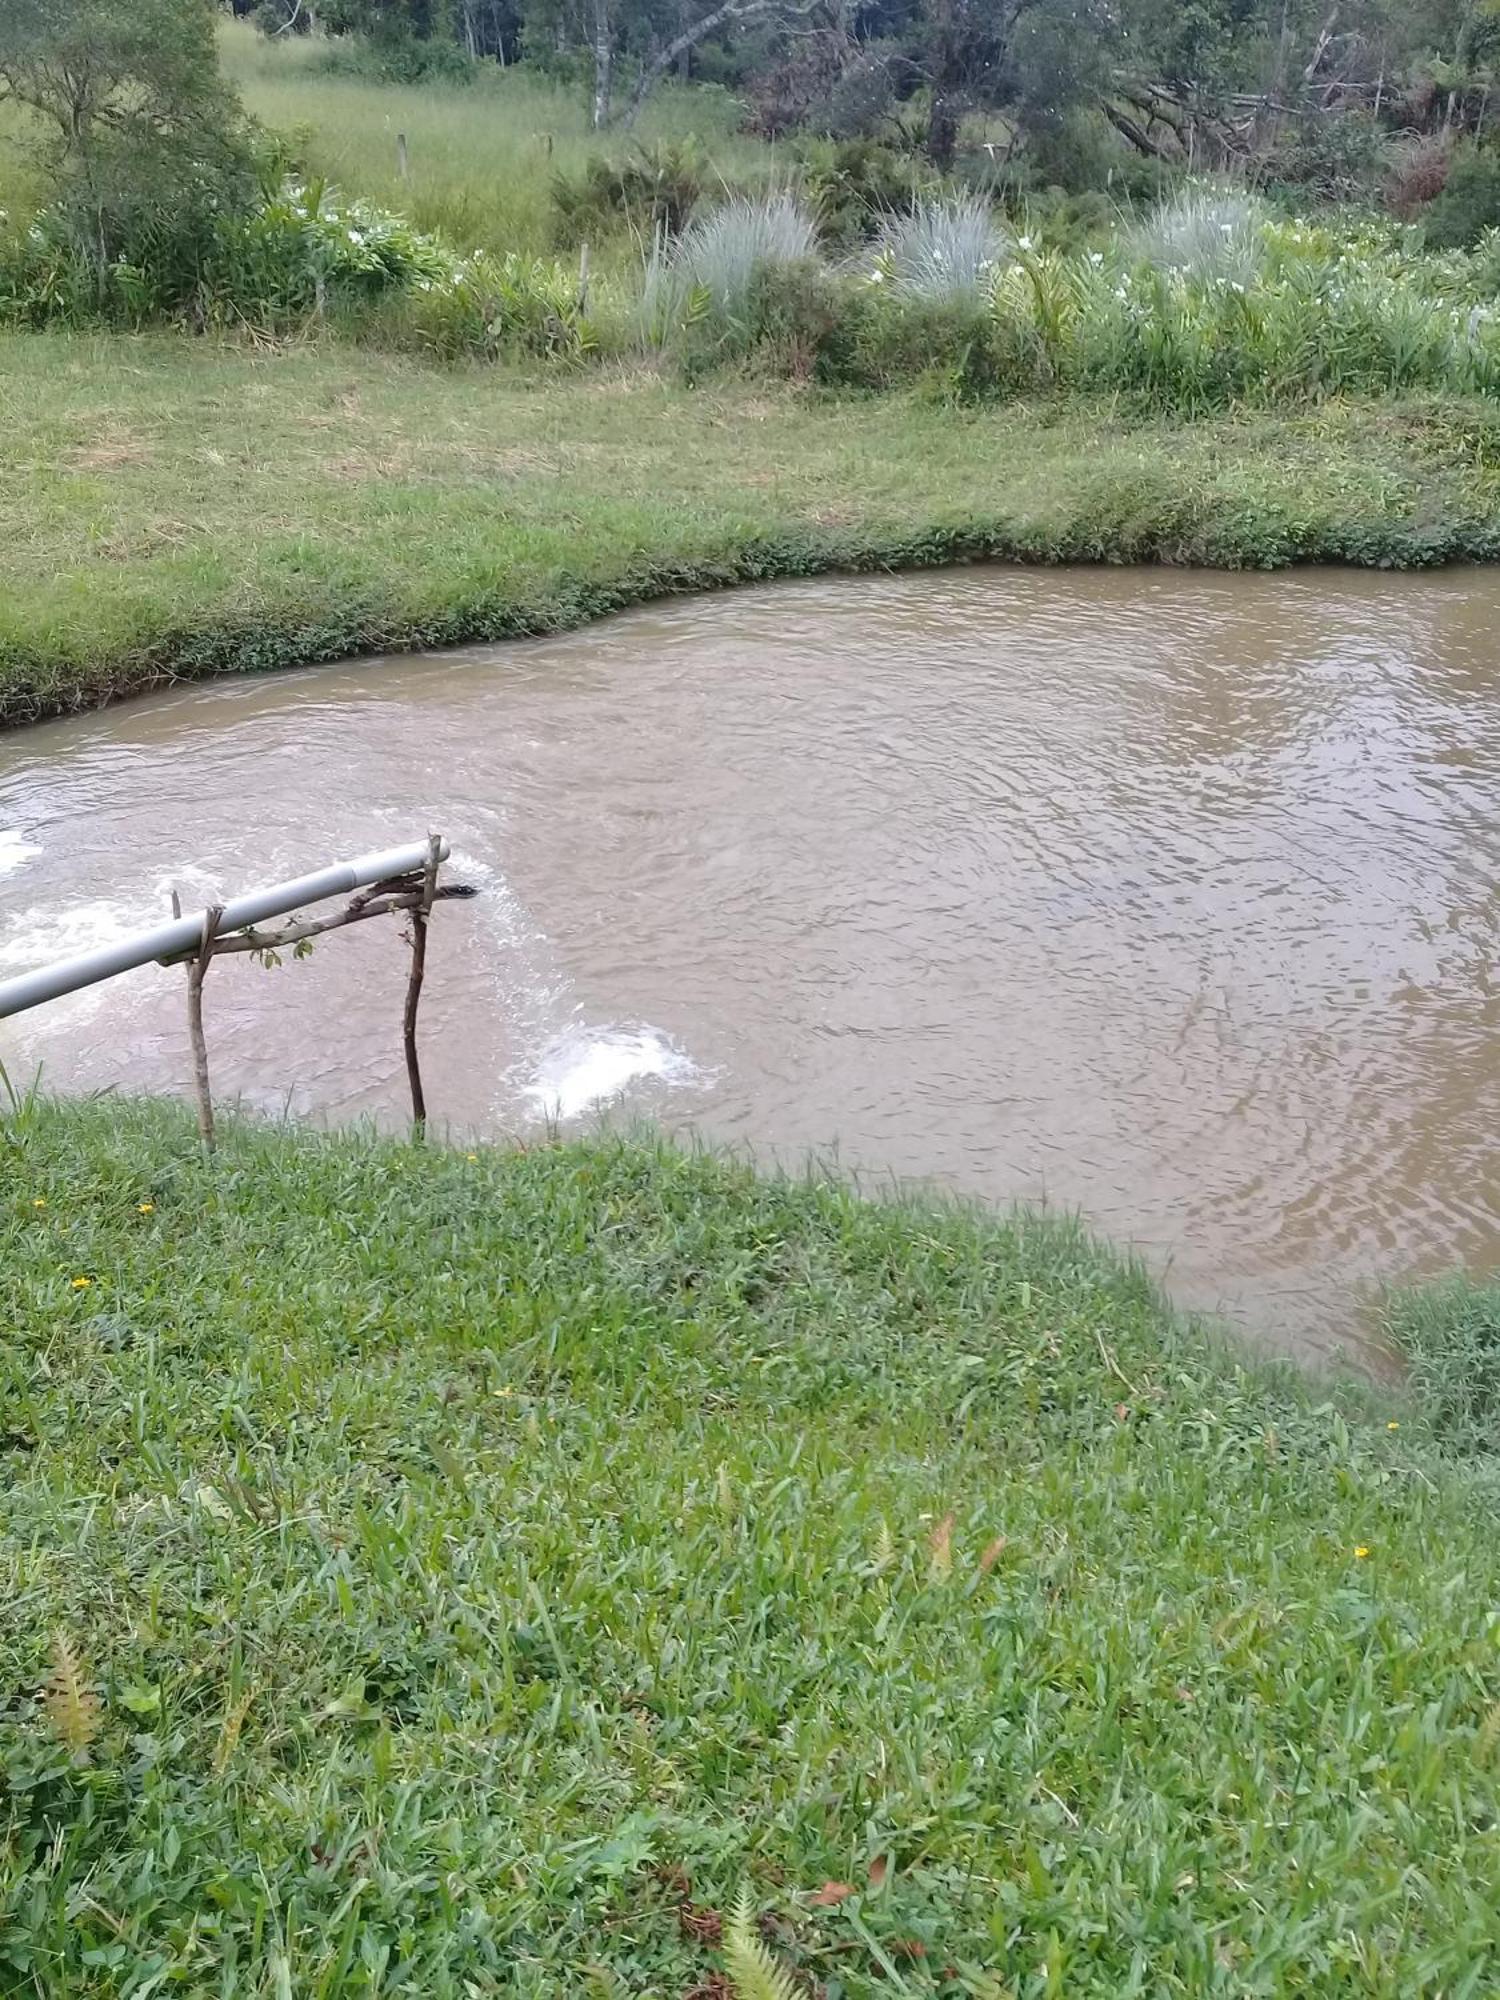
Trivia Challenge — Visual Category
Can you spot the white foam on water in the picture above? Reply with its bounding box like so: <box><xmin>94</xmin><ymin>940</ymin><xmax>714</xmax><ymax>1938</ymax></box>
<box><xmin>0</xmin><ymin>831</ymin><xmax>42</xmax><ymax>878</ymax></box>
<box><xmin>522</xmin><ymin>1024</ymin><xmax>704</xmax><ymax>1122</ymax></box>
<box><xmin>0</xmin><ymin>897</ymin><xmax>148</xmax><ymax>971</ymax></box>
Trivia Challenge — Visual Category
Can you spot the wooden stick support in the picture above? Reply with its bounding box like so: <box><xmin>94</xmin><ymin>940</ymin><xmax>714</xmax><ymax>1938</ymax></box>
<box><xmin>156</xmin><ymin>841</ymin><xmax>472</xmax><ymax>1146</ymax></box>
<box><xmin>403</xmin><ymin>834</ymin><xmax>442</xmax><ymax>1137</ymax></box>
<box><xmin>172</xmin><ymin>890</ymin><xmax>221</xmax><ymax>1154</ymax></box>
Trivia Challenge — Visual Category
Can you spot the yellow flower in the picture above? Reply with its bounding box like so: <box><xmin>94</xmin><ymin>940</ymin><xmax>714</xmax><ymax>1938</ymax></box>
<box><xmin>494</xmin><ymin>1384</ymin><xmax>516</xmax><ymax>1398</ymax></box>
<box><xmin>1386</xmin><ymin>1421</ymin><xmax>1399</xmax><ymax>1432</ymax></box>
<box><xmin>70</xmin><ymin>1276</ymin><xmax>93</xmax><ymax>1290</ymax></box>
<box><xmin>31</xmin><ymin>1197</ymin><xmax>46</xmax><ymax>1209</ymax></box>
<box><xmin>1354</xmin><ymin>1545</ymin><xmax>1370</xmax><ymax>1560</ymax></box>
<box><xmin>137</xmin><ymin>1202</ymin><xmax>154</xmax><ymax>1215</ymax></box>
<box><xmin>465</xmin><ymin>1153</ymin><xmax>479</xmax><ymax>1163</ymax></box>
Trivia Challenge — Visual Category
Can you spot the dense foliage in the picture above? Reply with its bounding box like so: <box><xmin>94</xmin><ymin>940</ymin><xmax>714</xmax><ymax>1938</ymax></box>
<box><xmin>241</xmin><ymin>0</ymin><xmax>1500</xmax><ymax>203</ymax></box>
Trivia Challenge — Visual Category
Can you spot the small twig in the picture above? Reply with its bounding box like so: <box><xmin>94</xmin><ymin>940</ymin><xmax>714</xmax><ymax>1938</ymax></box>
<box><xmin>1094</xmin><ymin>1327</ymin><xmax>1140</xmax><ymax>1400</ymax></box>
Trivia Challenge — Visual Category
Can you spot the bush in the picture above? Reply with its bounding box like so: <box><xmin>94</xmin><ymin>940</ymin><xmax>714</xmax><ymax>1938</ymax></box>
<box><xmin>797</xmin><ymin>137</ymin><xmax>931</xmax><ymax>248</ymax></box>
<box><xmin>309</xmin><ymin>27</ymin><xmax>477</xmax><ymax>84</ymax></box>
<box><xmin>207</xmin><ymin>176</ymin><xmax>454</xmax><ymax>321</ymax></box>
<box><xmin>1388</xmin><ymin>1276</ymin><xmax>1500</xmax><ymax>1457</ymax></box>
<box><xmin>816</xmin><ymin>287</ymin><xmax>1022</xmax><ymax>401</ymax></box>
<box><xmin>1386</xmin><ymin>139</ymin><xmax>1453</xmax><ymax>219</ymax></box>
<box><xmin>550</xmin><ymin>142</ymin><xmax>705</xmax><ymax>251</ymax></box>
<box><xmin>373</xmin><ymin>249</ymin><xmax>598</xmax><ymax>360</ymax></box>
<box><xmin>1271</xmin><ymin>110</ymin><xmax>1389</xmax><ymax>202</ymax></box>
<box><xmin>1422</xmin><ymin>143</ymin><xmax>1500</xmax><ymax>248</ymax></box>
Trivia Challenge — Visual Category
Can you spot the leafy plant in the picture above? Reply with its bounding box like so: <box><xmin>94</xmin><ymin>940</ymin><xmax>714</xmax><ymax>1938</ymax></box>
<box><xmin>43</xmin><ymin>1631</ymin><xmax>100</xmax><ymax>1764</ymax></box>
<box><xmin>550</xmin><ymin>141</ymin><xmax>707</xmax><ymax>249</ymax></box>
<box><xmin>723</xmin><ymin>1888</ymin><xmax>799</xmax><ymax>2000</ymax></box>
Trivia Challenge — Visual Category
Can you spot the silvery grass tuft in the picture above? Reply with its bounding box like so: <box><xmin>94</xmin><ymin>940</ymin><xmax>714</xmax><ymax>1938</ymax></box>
<box><xmin>641</xmin><ymin>190</ymin><xmax>819</xmax><ymax>341</ymax></box>
<box><xmin>871</xmin><ymin>192</ymin><xmax>1010</xmax><ymax>299</ymax></box>
<box><xmin>1133</xmin><ymin>186</ymin><xmax>1267</xmax><ymax>285</ymax></box>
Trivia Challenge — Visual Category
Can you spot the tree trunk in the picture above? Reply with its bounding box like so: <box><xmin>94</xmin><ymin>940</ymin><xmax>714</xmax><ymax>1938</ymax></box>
<box><xmin>927</xmin><ymin>87</ymin><xmax>960</xmax><ymax>167</ymax></box>
<box><xmin>622</xmin><ymin>0</ymin><xmax>774</xmax><ymax>127</ymax></box>
<box><xmin>592</xmin><ymin>0</ymin><xmax>613</xmax><ymax>128</ymax></box>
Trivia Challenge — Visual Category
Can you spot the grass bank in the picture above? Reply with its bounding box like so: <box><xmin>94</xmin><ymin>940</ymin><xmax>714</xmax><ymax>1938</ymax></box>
<box><xmin>3</xmin><ymin>1097</ymin><xmax>1499</xmax><ymax>1994</ymax></box>
<box><xmin>4</xmin><ymin>331</ymin><xmax>1500</xmax><ymax>728</ymax></box>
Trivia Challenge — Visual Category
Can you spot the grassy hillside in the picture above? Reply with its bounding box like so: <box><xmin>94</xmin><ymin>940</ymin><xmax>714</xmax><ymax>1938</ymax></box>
<box><xmin>2</xmin><ymin>1096</ymin><xmax>1497</xmax><ymax>1995</ymax></box>
<box><xmin>4</xmin><ymin>331</ymin><xmax>1500</xmax><ymax>727</ymax></box>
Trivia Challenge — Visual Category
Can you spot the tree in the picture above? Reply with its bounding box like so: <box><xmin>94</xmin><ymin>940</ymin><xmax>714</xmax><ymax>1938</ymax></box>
<box><xmin>621</xmin><ymin>0</ymin><xmax>812</xmax><ymax>123</ymax></box>
<box><xmin>0</xmin><ymin>0</ymin><xmax>254</xmax><ymax>276</ymax></box>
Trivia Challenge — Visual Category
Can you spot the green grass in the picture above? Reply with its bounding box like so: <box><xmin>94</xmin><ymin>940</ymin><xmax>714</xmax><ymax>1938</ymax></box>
<box><xmin>217</xmin><ymin>19</ymin><xmax>767</xmax><ymax>266</ymax></box>
<box><xmin>4</xmin><ymin>329</ymin><xmax>1500</xmax><ymax>727</ymax></box>
<box><xmin>2</xmin><ymin>1095</ymin><xmax>1497</xmax><ymax>1994</ymax></box>
<box><xmin>1387</xmin><ymin>1275</ymin><xmax>1500</xmax><ymax>1459</ymax></box>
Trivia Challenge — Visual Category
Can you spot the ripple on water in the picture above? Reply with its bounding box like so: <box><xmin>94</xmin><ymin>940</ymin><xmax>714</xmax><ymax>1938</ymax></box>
<box><xmin>0</xmin><ymin>565</ymin><xmax>1496</xmax><ymax>1366</ymax></box>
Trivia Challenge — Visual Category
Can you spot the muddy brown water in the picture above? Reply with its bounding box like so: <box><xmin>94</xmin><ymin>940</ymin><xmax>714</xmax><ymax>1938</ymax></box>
<box><xmin>2</xmin><ymin>567</ymin><xmax>1497</xmax><ymax>1366</ymax></box>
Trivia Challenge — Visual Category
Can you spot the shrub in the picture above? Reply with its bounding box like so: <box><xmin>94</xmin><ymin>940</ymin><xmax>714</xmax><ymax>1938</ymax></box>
<box><xmin>797</xmin><ymin>137</ymin><xmax>931</xmax><ymax>247</ymax></box>
<box><xmin>374</xmin><ymin>249</ymin><xmax>598</xmax><ymax>360</ymax></box>
<box><xmin>309</xmin><ymin>27</ymin><xmax>477</xmax><ymax>84</ymax></box>
<box><xmin>0</xmin><ymin>0</ymin><xmax>259</xmax><ymax>289</ymax></box>
<box><xmin>1271</xmin><ymin>110</ymin><xmax>1389</xmax><ymax>202</ymax></box>
<box><xmin>550</xmin><ymin>142</ymin><xmax>705</xmax><ymax>251</ymax></box>
<box><xmin>206</xmin><ymin>177</ymin><xmax>454</xmax><ymax>321</ymax></box>
<box><xmin>674</xmin><ymin>192</ymin><xmax>819</xmax><ymax>307</ymax></box>
<box><xmin>818</xmin><ymin>287</ymin><xmax>1022</xmax><ymax>402</ymax></box>
<box><xmin>1422</xmin><ymin>143</ymin><xmax>1500</xmax><ymax>248</ymax></box>
<box><xmin>870</xmin><ymin>192</ymin><xmax>1009</xmax><ymax>300</ymax></box>
<box><xmin>1386</xmin><ymin>139</ymin><xmax>1452</xmax><ymax>219</ymax></box>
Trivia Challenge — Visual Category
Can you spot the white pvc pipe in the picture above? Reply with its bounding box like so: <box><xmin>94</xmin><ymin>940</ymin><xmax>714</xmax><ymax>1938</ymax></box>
<box><xmin>0</xmin><ymin>839</ymin><xmax>448</xmax><ymax>1020</ymax></box>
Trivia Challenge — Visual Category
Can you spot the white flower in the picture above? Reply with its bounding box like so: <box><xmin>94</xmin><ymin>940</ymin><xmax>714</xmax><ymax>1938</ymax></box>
<box><xmin>1018</xmin><ymin>234</ymin><xmax>1033</xmax><ymax>251</ymax></box>
<box><xmin>1089</xmin><ymin>251</ymin><xmax>1104</xmax><ymax>266</ymax></box>
<box><xmin>348</xmin><ymin>229</ymin><xmax>364</xmax><ymax>245</ymax></box>
<box><xmin>867</xmin><ymin>267</ymin><xmax>885</xmax><ymax>283</ymax></box>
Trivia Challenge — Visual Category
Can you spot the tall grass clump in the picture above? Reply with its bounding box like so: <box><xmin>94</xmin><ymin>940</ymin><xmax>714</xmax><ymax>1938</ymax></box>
<box><xmin>641</xmin><ymin>191</ymin><xmax>822</xmax><ymax>354</ymax></box>
<box><xmin>1388</xmin><ymin>1275</ymin><xmax>1500</xmax><ymax>1457</ymax></box>
<box><xmin>671</xmin><ymin>192</ymin><xmax>818</xmax><ymax>311</ymax></box>
<box><xmin>1132</xmin><ymin>185</ymin><xmax>1268</xmax><ymax>284</ymax></box>
<box><xmin>870</xmin><ymin>191</ymin><xmax>1010</xmax><ymax>299</ymax></box>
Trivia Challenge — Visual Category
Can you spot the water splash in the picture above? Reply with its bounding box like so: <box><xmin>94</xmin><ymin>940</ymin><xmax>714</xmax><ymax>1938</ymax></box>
<box><xmin>0</xmin><ymin>830</ymin><xmax>42</xmax><ymax>878</ymax></box>
<box><xmin>522</xmin><ymin>1024</ymin><xmax>703</xmax><ymax>1122</ymax></box>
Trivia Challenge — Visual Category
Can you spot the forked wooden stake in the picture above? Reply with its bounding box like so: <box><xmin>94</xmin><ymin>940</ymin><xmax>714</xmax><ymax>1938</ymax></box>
<box><xmin>164</xmin><ymin>841</ymin><xmax>472</xmax><ymax>1143</ymax></box>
